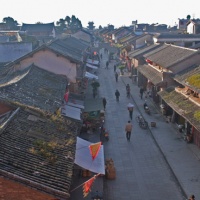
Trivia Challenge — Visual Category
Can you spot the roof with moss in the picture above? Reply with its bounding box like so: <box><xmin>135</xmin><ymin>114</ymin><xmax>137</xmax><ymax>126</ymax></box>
<box><xmin>0</xmin><ymin>106</ymin><xmax>80</xmax><ymax>199</ymax></box>
<box><xmin>174</xmin><ymin>65</ymin><xmax>200</xmax><ymax>93</ymax></box>
<box><xmin>158</xmin><ymin>87</ymin><xmax>200</xmax><ymax>131</ymax></box>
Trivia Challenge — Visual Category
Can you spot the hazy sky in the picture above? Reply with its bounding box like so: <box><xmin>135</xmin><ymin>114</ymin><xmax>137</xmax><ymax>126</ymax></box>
<box><xmin>1</xmin><ymin>0</ymin><xmax>200</xmax><ymax>28</ymax></box>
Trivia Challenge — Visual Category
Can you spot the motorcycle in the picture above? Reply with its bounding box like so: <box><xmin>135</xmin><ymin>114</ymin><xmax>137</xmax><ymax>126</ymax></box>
<box><xmin>144</xmin><ymin>102</ymin><xmax>150</xmax><ymax>115</ymax></box>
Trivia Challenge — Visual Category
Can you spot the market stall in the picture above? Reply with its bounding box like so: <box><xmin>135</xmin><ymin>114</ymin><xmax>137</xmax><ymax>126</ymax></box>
<box><xmin>82</xmin><ymin>98</ymin><xmax>105</xmax><ymax>133</ymax></box>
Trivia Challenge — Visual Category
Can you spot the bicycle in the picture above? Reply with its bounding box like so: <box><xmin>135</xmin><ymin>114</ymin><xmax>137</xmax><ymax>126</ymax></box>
<box><xmin>135</xmin><ymin>115</ymin><xmax>148</xmax><ymax>129</ymax></box>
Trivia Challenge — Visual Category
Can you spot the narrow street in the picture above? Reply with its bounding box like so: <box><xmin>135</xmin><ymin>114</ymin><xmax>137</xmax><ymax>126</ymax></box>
<box><xmin>98</xmin><ymin>49</ymin><xmax>186</xmax><ymax>200</ymax></box>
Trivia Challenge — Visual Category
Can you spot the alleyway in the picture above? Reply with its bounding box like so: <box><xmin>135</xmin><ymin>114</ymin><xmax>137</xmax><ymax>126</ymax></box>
<box><xmin>98</xmin><ymin>48</ymin><xmax>200</xmax><ymax>200</ymax></box>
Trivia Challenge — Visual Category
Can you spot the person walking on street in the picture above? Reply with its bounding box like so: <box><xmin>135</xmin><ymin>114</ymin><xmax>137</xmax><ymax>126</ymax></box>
<box><xmin>100</xmin><ymin>53</ymin><xmax>102</xmax><ymax>59</ymax></box>
<box><xmin>188</xmin><ymin>195</ymin><xmax>195</xmax><ymax>200</ymax></box>
<box><xmin>114</xmin><ymin>64</ymin><xmax>116</xmax><ymax>72</ymax></box>
<box><xmin>106</xmin><ymin>61</ymin><xmax>109</xmax><ymax>69</ymax></box>
<box><xmin>127</xmin><ymin>103</ymin><xmax>134</xmax><ymax>120</ymax></box>
<box><xmin>140</xmin><ymin>87</ymin><xmax>144</xmax><ymax>99</ymax></box>
<box><xmin>126</xmin><ymin>84</ymin><xmax>130</xmax><ymax>98</ymax></box>
<box><xmin>102</xmin><ymin>97</ymin><xmax>107</xmax><ymax>110</ymax></box>
<box><xmin>93</xmin><ymin>88</ymin><xmax>97</xmax><ymax>98</ymax></box>
<box><xmin>125</xmin><ymin>121</ymin><xmax>133</xmax><ymax>141</ymax></box>
<box><xmin>115</xmin><ymin>89</ymin><xmax>120</xmax><ymax>102</ymax></box>
<box><xmin>115</xmin><ymin>72</ymin><xmax>119</xmax><ymax>82</ymax></box>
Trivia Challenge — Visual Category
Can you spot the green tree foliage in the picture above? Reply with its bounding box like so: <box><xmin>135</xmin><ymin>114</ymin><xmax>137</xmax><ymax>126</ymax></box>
<box><xmin>56</xmin><ymin>18</ymin><xmax>66</xmax><ymax>30</ymax></box>
<box><xmin>56</xmin><ymin>15</ymin><xmax>82</xmax><ymax>32</ymax></box>
<box><xmin>2</xmin><ymin>16</ymin><xmax>18</xmax><ymax>30</ymax></box>
<box><xmin>187</xmin><ymin>15</ymin><xmax>191</xmax><ymax>20</ymax></box>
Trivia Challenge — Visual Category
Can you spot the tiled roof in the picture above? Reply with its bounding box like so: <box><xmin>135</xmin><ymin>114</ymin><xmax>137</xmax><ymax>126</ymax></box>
<box><xmin>137</xmin><ymin>64</ymin><xmax>163</xmax><ymax>85</ymax></box>
<box><xmin>144</xmin><ymin>44</ymin><xmax>198</xmax><ymax>69</ymax></box>
<box><xmin>154</xmin><ymin>33</ymin><xmax>200</xmax><ymax>39</ymax></box>
<box><xmin>143</xmin><ymin>44</ymin><xmax>169</xmax><ymax>57</ymax></box>
<box><xmin>0</xmin><ymin>65</ymin><xmax>67</xmax><ymax>113</ymax></box>
<box><xmin>123</xmin><ymin>33</ymin><xmax>151</xmax><ymax>45</ymax></box>
<box><xmin>128</xmin><ymin>44</ymin><xmax>162</xmax><ymax>58</ymax></box>
<box><xmin>174</xmin><ymin>65</ymin><xmax>200</xmax><ymax>93</ymax></box>
<box><xmin>158</xmin><ymin>88</ymin><xmax>200</xmax><ymax>132</ymax></box>
<box><xmin>0</xmin><ymin>106</ymin><xmax>79</xmax><ymax>199</ymax></box>
<box><xmin>21</xmin><ymin>23</ymin><xmax>55</xmax><ymax>32</ymax></box>
<box><xmin>48</xmin><ymin>37</ymin><xmax>89</xmax><ymax>62</ymax></box>
<box><xmin>119</xmin><ymin>34</ymin><xmax>136</xmax><ymax>44</ymax></box>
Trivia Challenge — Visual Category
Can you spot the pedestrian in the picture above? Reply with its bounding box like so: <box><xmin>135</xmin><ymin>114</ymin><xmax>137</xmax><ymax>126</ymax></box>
<box><xmin>127</xmin><ymin>103</ymin><xmax>134</xmax><ymax>120</ymax></box>
<box><xmin>106</xmin><ymin>61</ymin><xmax>109</xmax><ymax>69</ymax></box>
<box><xmin>115</xmin><ymin>72</ymin><xmax>118</xmax><ymax>82</ymax></box>
<box><xmin>114</xmin><ymin>64</ymin><xmax>116</xmax><ymax>72</ymax></box>
<box><xmin>126</xmin><ymin>84</ymin><xmax>130</xmax><ymax>97</ymax></box>
<box><xmin>140</xmin><ymin>87</ymin><xmax>144</xmax><ymax>99</ymax></box>
<box><xmin>102</xmin><ymin>97</ymin><xmax>107</xmax><ymax>110</ymax></box>
<box><xmin>115</xmin><ymin>89</ymin><xmax>120</xmax><ymax>101</ymax></box>
<box><xmin>100</xmin><ymin>53</ymin><xmax>102</xmax><ymax>59</ymax></box>
<box><xmin>93</xmin><ymin>88</ymin><xmax>97</xmax><ymax>98</ymax></box>
<box><xmin>188</xmin><ymin>195</ymin><xmax>195</xmax><ymax>200</ymax></box>
<box><xmin>125</xmin><ymin>121</ymin><xmax>133</xmax><ymax>141</ymax></box>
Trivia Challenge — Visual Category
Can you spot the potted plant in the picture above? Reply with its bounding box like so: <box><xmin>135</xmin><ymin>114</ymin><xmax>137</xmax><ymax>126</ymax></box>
<box><xmin>118</xmin><ymin>65</ymin><xmax>125</xmax><ymax>75</ymax></box>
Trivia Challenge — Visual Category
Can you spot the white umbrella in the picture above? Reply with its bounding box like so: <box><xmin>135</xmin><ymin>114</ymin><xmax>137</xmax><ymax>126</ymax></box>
<box><xmin>127</xmin><ymin>103</ymin><xmax>134</xmax><ymax>107</ymax></box>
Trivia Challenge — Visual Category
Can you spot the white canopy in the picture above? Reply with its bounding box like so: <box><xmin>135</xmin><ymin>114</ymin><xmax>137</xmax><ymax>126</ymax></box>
<box><xmin>127</xmin><ymin>103</ymin><xmax>134</xmax><ymax>108</ymax></box>
<box><xmin>75</xmin><ymin>137</ymin><xmax>105</xmax><ymax>175</ymax></box>
<box><xmin>86</xmin><ymin>63</ymin><xmax>98</xmax><ymax>70</ymax></box>
<box><xmin>61</xmin><ymin>105</ymin><xmax>81</xmax><ymax>121</ymax></box>
<box><xmin>86</xmin><ymin>58</ymin><xmax>99</xmax><ymax>65</ymax></box>
<box><xmin>85</xmin><ymin>71</ymin><xmax>98</xmax><ymax>80</ymax></box>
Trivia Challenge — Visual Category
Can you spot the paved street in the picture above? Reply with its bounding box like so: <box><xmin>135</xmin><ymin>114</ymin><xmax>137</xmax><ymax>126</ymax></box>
<box><xmin>97</xmin><ymin>48</ymin><xmax>200</xmax><ymax>200</ymax></box>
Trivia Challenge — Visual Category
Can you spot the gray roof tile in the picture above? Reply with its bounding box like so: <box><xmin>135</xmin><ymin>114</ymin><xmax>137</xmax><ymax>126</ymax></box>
<box><xmin>0</xmin><ymin>65</ymin><xmax>67</xmax><ymax>113</ymax></box>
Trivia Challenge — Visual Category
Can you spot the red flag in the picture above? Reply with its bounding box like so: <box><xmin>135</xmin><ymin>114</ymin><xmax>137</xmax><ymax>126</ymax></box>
<box><xmin>64</xmin><ymin>90</ymin><xmax>69</xmax><ymax>102</ymax></box>
<box><xmin>89</xmin><ymin>142</ymin><xmax>101</xmax><ymax>160</ymax></box>
<box><xmin>83</xmin><ymin>176</ymin><xmax>96</xmax><ymax>197</ymax></box>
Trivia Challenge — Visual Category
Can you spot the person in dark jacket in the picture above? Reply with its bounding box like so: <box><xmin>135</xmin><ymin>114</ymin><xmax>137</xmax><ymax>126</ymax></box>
<box><xmin>102</xmin><ymin>97</ymin><xmax>107</xmax><ymax>110</ymax></box>
<box><xmin>115</xmin><ymin>89</ymin><xmax>120</xmax><ymax>101</ymax></box>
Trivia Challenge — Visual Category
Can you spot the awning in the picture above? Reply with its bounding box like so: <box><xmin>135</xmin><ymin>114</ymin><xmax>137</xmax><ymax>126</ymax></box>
<box><xmin>84</xmin><ymin>98</ymin><xmax>103</xmax><ymax>112</ymax></box>
<box><xmin>75</xmin><ymin>137</ymin><xmax>105</xmax><ymax>174</ymax></box>
<box><xmin>137</xmin><ymin>64</ymin><xmax>163</xmax><ymax>85</ymax></box>
<box><xmin>85</xmin><ymin>71</ymin><xmax>98</xmax><ymax>80</ymax></box>
<box><xmin>61</xmin><ymin>105</ymin><xmax>81</xmax><ymax>121</ymax></box>
<box><xmin>86</xmin><ymin>63</ymin><xmax>98</xmax><ymax>70</ymax></box>
<box><xmin>86</xmin><ymin>59</ymin><xmax>99</xmax><ymax>66</ymax></box>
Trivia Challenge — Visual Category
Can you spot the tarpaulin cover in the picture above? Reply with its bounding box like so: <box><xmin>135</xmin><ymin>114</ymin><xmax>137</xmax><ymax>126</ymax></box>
<box><xmin>85</xmin><ymin>71</ymin><xmax>98</xmax><ymax>80</ymax></box>
<box><xmin>61</xmin><ymin>105</ymin><xmax>81</xmax><ymax>121</ymax></box>
<box><xmin>86</xmin><ymin>59</ymin><xmax>99</xmax><ymax>65</ymax></box>
<box><xmin>86</xmin><ymin>63</ymin><xmax>98</xmax><ymax>70</ymax></box>
<box><xmin>75</xmin><ymin>137</ymin><xmax>105</xmax><ymax>174</ymax></box>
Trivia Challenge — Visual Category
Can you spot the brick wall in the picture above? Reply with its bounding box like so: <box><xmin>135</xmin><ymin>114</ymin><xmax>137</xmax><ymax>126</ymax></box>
<box><xmin>0</xmin><ymin>177</ymin><xmax>57</xmax><ymax>200</ymax></box>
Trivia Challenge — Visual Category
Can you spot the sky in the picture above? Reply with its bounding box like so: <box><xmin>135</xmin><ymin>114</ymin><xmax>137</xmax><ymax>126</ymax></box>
<box><xmin>1</xmin><ymin>0</ymin><xmax>200</xmax><ymax>28</ymax></box>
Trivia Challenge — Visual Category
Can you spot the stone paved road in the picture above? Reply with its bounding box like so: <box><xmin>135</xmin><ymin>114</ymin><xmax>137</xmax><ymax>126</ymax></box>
<box><xmin>98</xmin><ymin>49</ymin><xmax>186</xmax><ymax>200</ymax></box>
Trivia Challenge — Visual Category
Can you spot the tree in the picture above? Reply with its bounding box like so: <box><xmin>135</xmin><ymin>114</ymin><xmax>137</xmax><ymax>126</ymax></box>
<box><xmin>3</xmin><ymin>17</ymin><xmax>18</xmax><ymax>30</ymax></box>
<box><xmin>187</xmin><ymin>15</ymin><xmax>191</xmax><ymax>20</ymax></box>
<box><xmin>56</xmin><ymin>18</ymin><xmax>66</xmax><ymax>30</ymax></box>
<box><xmin>65</xmin><ymin>15</ymin><xmax>82</xmax><ymax>33</ymax></box>
<box><xmin>99</xmin><ymin>25</ymin><xmax>103</xmax><ymax>30</ymax></box>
